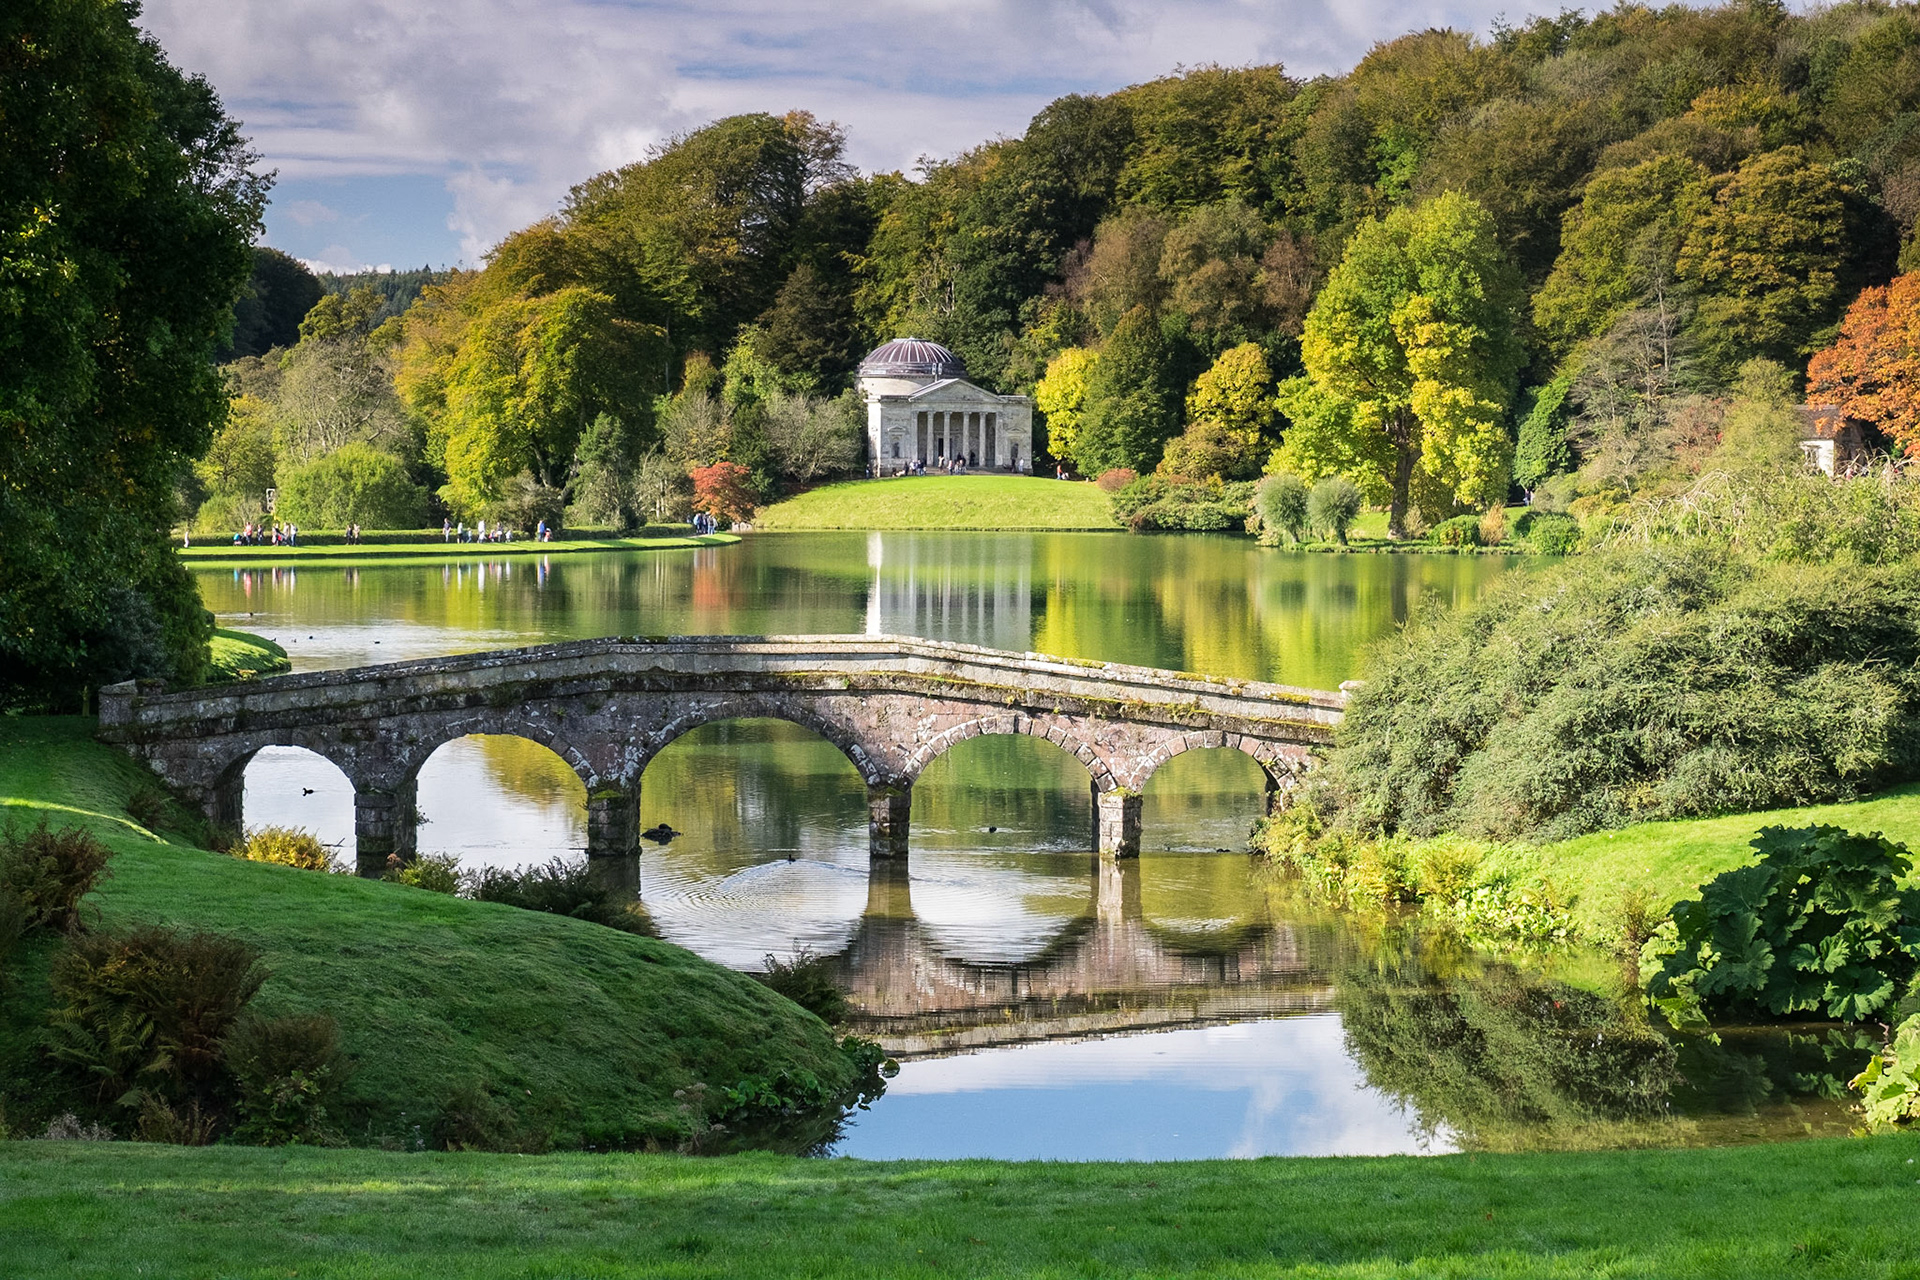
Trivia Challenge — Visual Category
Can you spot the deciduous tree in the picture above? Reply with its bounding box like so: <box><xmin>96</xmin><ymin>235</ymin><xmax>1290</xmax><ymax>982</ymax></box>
<box><xmin>1298</xmin><ymin>192</ymin><xmax>1524</xmax><ymax>535</ymax></box>
<box><xmin>1808</xmin><ymin>271</ymin><xmax>1920</xmax><ymax>453</ymax></box>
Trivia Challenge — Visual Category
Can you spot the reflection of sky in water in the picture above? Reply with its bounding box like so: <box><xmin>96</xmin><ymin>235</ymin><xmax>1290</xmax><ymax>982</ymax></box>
<box><xmin>833</xmin><ymin>1016</ymin><xmax>1455</xmax><ymax>1160</ymax></box>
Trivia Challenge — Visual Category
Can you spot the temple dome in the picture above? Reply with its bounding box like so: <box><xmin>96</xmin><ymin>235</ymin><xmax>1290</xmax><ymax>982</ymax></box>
<box><xmin>857</xmin><ymin>337</ymin><xmax>968</xmax><ymax>381</ymax></box>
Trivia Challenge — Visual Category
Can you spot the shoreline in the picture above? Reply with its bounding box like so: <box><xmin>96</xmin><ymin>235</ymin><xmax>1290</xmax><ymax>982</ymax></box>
<box><xmin>177</xmin><ymin>532</ymin><xmax>739</xmax><ymax>563</ymax></box>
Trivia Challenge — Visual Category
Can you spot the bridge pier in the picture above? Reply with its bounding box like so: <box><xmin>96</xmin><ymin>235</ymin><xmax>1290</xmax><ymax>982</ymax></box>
<box><xmin>204</xmin><ymin>767</ymin><xmax>246</xmax><ymax>840</ymax></box>
<box><xmin>353</xmin><ymin>780</ymin><xmax>417</xmax><ymax>877</ymax></box>
<box><xmin>868</xmin><ymin>783</ymin><xmax>911</xmax><ymax>858</ymax></box>
<box><xmin>585</xmin><ymin>784</ymin><xmax>642</xmax><ymax>896</ymax></box>
<box><xmin>1093</xmin><ymin>786</ymin><xmax>1142</xmax><ymax>858</ymax></box>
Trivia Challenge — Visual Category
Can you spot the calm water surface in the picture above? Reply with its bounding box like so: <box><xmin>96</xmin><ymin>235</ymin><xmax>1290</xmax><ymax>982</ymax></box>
<box><xmin>192</xmin><ymin>533</ymin><xmax>1860</xmax><ymax>1158</ymax></box>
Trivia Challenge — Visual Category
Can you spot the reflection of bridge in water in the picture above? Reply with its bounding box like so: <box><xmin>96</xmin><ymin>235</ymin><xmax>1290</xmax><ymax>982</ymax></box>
<box><xmin>812</xmin><ymin>856</ymin><xmax>1335</xmax><ymax>1057</ymax></box>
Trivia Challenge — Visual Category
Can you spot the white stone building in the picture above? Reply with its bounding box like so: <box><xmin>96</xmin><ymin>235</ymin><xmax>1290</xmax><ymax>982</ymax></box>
<box><xmin>856</xmin><ymin>338</ymin><xmax>1034</xmax><ymax>474</ymax></box>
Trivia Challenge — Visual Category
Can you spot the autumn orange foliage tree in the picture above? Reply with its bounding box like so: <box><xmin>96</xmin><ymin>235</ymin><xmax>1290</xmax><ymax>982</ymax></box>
<box><xmin>1808</xmin><ymin>272</ymin><xmax>1920</xmax><ymax>452</ymax></box>
<box><xmin>690</xmin><ymin>461</ymin><xmax>755</xmax><ymax>525</ymax></box>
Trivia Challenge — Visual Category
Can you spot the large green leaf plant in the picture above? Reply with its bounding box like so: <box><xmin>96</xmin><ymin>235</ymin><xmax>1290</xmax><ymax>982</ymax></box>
<box><xmin>1644</xmin><ymin>825</ymin><xmax>1920</xmax><ymax>1029</ymax></box>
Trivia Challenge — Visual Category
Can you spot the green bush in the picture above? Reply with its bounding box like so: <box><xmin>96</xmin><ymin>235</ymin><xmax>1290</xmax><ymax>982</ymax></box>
<box><xmin>1644</xmin><ymin>825</ymin><xmax>1920</xmax><ymax>1027</ymax></box>
<box><xmin>1330</xmin><ymin>550</ymin><xmax>1920</xmax><ymax>841</ymax></box>
<box><xmin>236</xmin><ymin>826</ymin><xmax>334</xmax><ymax>872</ymax></box>
<box><xmin>469</xmin><ymin>858</ymin><xmax>653</xmax><ymax>934</ymax></box>
<box><xmin>46</xmin><ymin>927</ymin><xmax>266</xmax><ymax>1122</ymax></box>
<box><xmin>1853</xmin><ymin>1013</ymin><xmax>1920</xmax><ymax>1129</ymax></box>
<box><xmin>1517</xmin><ymin>510</ymin><xmax>1581</xmax><ymax>555</ymax></box>
<box><xmin>1307</xmin><ymin>476</ymin><xmax>1362</xmax><ymax>543</ymax></box>
<box><xmin>756</xmin><ymin>950</ymin><xmax>847</xmax><ymax>1024</ymax></box>
<box><xmin>0</xmin><ymin>819</ymin><xmax>112</xmax><ymax>934</ymax></box>
<box><xmin>1256</xmin><ymin>472</ymin><xmax>1310</xmax><ymax>543</ymax></box>
<box><xmin>1110</xmin><ymin>475</ymin><xmax>1256</xmax><ymax>532</ymax></box>
<box><xmin>222</xmin><ymin>1013</ymin><xmax>350</xmax><ymax>1146</ymax></box>
<box><xmin>387</xmin><ymin>852</ymin><xmax>463</xmax><ymax>895</ymax></box>
<box><xmin>275</xmin><ymin>444</ymin><xmax>427</xmax><ymax>529</ymax></box>
<box><xmin>1429</xmin><ymin>514</ymin><xmax>1482</xmax><ymax>549</ymax></box>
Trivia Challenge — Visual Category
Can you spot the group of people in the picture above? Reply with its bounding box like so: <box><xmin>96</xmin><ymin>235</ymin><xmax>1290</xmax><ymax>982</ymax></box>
<box><xmin>442</xmin><ymin>518</ymin><xmax>525</xmax><ymax>544</ymax></box>
<box><xmin>691</xmin><ymin>511</ymin><xmax>722</xmax><ymax>535</ymax></box>
<box><xmin>231</xmin><ymin>522</ymin><xmax>297</xmax><ymax>546</ymax></box>
<box><xmin>342</xmin><ymin>524</ymin><xmax>365</xmax><ymax>544</ymax></box>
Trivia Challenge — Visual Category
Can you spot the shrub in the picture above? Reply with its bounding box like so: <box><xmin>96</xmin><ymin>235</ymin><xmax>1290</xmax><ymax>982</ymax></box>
<box><xmin>0</xmin><ymin>819</ymin><xmax>112</xmax><ymax>934</ymax></box>
<box><xmin>1853</xmin><ymin>1013</ymin><xmax>1920</xmax><ymax>1130</ymax></box>
<box><xmin>756</xmin><ymin>950</ymin><xmax>848</xmax><ymax>1024</ymax></box>
<box><xmin>1256</xmin><ymin>472</ymin><xmax>1310</xmax><ymax>543</ymax></box>
<box><xmin>275</xmin><ymin>443</ymin><xmax>427</xmax><ymax>529</ymax></box>
<box><xmin>125</xmin><ymin>786</ymin><xmax>169</xmax><ymax>831</ymax></box>
<box><xmin>434</xmin><ymin>1082</ymin><xmax>550</xmax><ymax>1153</ymax></box>
<box><xmin>1095</xmin><ymin>468</ymin><xmax>1137</xmax><ymax>493</ymax></box>
<box><xmin>1307</xmin><ymin>476</ymin><xmax>1362</xmax><ymax>543</ymax></box>
<box><xmin>1329</xmin><ymin>550</ymin><xmax>1920</xmax><ymax>841</ymax></box>
<box><xmin>1477</xmin><ymin>506</ymin><xmax>1508</xmax><ymax>546</ymax></box>
<box><xmin>47</xmin><ymin>927</ymin><xmax>267</xmax><ymax>1118</ymax></box>
<box><xmin>469</xmin><ymin>858</ymin><xmax>653</xmax><ymax>934</ymax></box>
<box><xmin>1516</xmin><ymin>510</ymin><xmax>1581</xmax><ymax>555</ymax></box>
<box><xmin>1428</xmin><ymin>514</ymin><xmax>1482</xmax><ymax>548</ymax></box>
<box><xmin>1644</xmin><ymin>825</ymin><xmax>1920</xmax><ymax>1028</ymax></box>
<box><xmin>484</xmin><ymin>471</ymin><xmax>565</xmax><ymax>533</ymax></box>
<box><xmin>1110</xmin><ymin>475</ymin><xmax>1256</xmax><ymax>532</ymax></box>
<box><xmin>387</xmin><ymin>852</ymin><xmax>463</xmax><ymax>894</ymax></box>
<box><xmin>237</xmin><ymin>826</ymin><xmax>334</xmax><ymax>872</ymax></box>
<box><xmin>223</xmin><ymin>1013</ymin><xmax>350</xmax><ymax>1145</ymax></box>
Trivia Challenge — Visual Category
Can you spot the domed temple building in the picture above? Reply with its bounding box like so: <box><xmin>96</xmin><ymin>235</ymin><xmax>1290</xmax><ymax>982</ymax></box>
<box><xmin>855</xmin><ymin>338</ymin><xmax>1034</xmax><ymax>474</ymax></box>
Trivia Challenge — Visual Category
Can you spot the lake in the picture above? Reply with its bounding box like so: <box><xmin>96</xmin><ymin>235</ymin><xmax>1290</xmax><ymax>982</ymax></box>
<box><xmin>190</xmin><ymin>532</ymin><xmax>1862</xmax><ymax>1158</ymax></box>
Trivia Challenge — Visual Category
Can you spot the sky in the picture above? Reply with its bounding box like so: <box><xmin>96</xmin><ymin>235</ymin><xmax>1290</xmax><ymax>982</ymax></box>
<box><xmin>140</xmin><ymin>0</ymin><xmax>1552</xmax><ymax>275</ymax></box>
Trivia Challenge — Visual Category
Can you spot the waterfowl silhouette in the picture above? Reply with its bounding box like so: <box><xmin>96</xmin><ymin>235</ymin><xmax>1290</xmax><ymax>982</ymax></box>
<box><xmin>641</xmin><ymin>823</ymin><xmax>681</xmax><ymax>842</ymax></box>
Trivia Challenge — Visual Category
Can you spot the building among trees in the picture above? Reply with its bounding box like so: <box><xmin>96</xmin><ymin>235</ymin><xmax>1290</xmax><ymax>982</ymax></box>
<box><xmin>857</xmin><ymin>339</ymin><xmax>1034</xmax><ymax>473</ymax></box>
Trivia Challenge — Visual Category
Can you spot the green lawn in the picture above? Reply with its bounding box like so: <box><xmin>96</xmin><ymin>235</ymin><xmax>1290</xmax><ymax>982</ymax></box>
<box><xmin>753</xmin><ymin>475</ymin><xmax>1120</xmax><ymax>530</ymax></box>
<box><xmin>4</xmin><ymin>1135</ymin><xmax>1920</xmax><ymax>1278</ymax></box>
<box><xmin>1534</xmin><ymin>784</ymin><xmax>1920</xmax><ymax>937</ymax></box>
<box><xmin>179</xmin><ymin>533</ymin><xmax>737</xmax><ymax>563</ymax></box>
<box><xmin>206</xmin><ymin>628</ymin><xmax>290</xmax><ymax>682</ymax></box>
<box><xmin>0</xmin><ymin>718</ymin><xmax>850</xmax><ymax>1147</ymax></box>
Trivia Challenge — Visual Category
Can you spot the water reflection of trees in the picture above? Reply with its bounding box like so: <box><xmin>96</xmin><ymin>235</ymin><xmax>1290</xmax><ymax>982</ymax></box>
<box><xmin>1335</xmin><ymin>954</ymin><xmax>1680</xmax><ymax>1150</ymax></box>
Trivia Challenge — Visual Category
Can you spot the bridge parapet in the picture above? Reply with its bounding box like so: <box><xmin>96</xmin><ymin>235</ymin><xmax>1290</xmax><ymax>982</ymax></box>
<box><xmin>99</xmin><ymin>635</ymin><xmax>1344</xmax><ymax>873</ymax></box>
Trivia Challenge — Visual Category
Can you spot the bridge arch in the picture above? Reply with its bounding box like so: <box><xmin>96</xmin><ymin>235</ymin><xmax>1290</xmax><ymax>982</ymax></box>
<box><xmin>639</xmin><ymin>698</ymin><xmax>884</xmax><ymax>786</ymax></box>
<box><xmin>903</xmin><ymin>713</ymin><xmax>1113</xmax><ymax>790</ymax></box>
<box><xmin>393</xmin><ymin>715</ymin><xmax>599</xmax><ymax>791</ymax></box>
<box><xmin>411</xmin><ymin>733</ymin><xmax>589</xmax><ymax>867</ymax></box>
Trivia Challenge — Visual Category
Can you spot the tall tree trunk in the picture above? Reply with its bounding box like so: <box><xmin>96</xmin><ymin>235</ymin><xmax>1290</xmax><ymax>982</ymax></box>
<box><xmin>1387</xmin><ymin>413</ymin><xmax>1420</xmax><ymax>540</ymax></box>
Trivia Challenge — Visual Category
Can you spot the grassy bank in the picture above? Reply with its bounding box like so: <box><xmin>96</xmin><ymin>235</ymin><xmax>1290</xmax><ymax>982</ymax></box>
<box><xmin>753</xmin><ymin>474</ymin><xmax>1120</xmax><ymax>530</ymax></box>
<box><xmin>0</xmin><ymin>718</ymin><xmax>850</xmax><ymax>1147</ymax></box>
<box><xmin>179</xmin><ymin>533</ymin><xmax>737</xmax><ymax>563</ymax></box>
<box><xmin>205</xmin><ymin>628</ymin><xmax>290</xmax><ymax>682</ymax></box>
<box><xmin>5</xmin><ymin>1135</ymin><xmax>1920</xmax><ymax>1278</ymax></box>
<box><xmin>1535</xmin><ymin>784</ymin><xmax>1920</xmax><ymax>938</ymax></box>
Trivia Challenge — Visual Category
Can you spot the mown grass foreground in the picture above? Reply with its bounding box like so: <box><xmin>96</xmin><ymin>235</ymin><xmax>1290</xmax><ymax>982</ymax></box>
<box><xmin>0</xmin><ymin>718</ymin><xmax>851</xmax><ymax>1147</ymax></box>
<box><xmin>753</xmin><ymin>474</ymin><xmax>1120</xmax><ymax>530</ymax></box>
<box><xmin>178</xmin><ymin>532</ymin><xmax>738</xmax><ymax>563</ymax></box>
<box><xmin>6</xmin><ymin>1135</ymin><xmax>1920</xmax><ymax>1279</ymax></box>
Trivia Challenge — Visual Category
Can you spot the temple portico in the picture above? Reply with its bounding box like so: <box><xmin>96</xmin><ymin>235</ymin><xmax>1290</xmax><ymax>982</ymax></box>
<box><xmin>856</xmin><ymin>338</ymin><xmax>1033</xmax><ymax>473</ymax></box>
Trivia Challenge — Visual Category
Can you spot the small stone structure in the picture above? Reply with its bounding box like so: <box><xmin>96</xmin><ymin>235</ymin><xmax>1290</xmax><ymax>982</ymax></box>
<box><xmin>1797</xmin><ymin>404</ymin><xmax>1887</xmax><ymax>475</ymax></box>
<box><xmin>97</xmin><ymin>635</ymin><xmax>1341</xmax><ymax>879</ymax></box>
<box><xmin>856</xmin><ymin>338</ymin><xmax>1034</xmax><ymax>473</ymax></box>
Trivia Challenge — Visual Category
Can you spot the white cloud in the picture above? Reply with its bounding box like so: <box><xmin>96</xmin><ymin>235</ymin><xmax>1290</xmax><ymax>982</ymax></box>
<box><xmin>301</xmin><ymin>248</ymin><xmax>395</xmax><ymax>276</ymax></box>
<box><xmin>281</xmin><ymin>199</ymin><xmax>340</xmax><ymax>227</ymax></box>
<box><xmin>138</xmin><ymin>0</ymin><xmax>1549</xmax><ymax>265</ymax></box>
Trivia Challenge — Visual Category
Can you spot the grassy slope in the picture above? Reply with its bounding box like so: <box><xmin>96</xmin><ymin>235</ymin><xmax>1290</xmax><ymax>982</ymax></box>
<box><xmin>0</xmin><ymin>718</ymin><xmax>848</xmax><ymax>1146</ymax></box>
<box><xmin>179</xmin><ymin>533</ymin><xmax>738</xmax><ymax>563</ymax></box>
<box><xmin>1534</xmin><ymin>784</ymin><xmax>1920</xmax><ymax>937</ymax></box>
<box><xmin>5</xmin><ymin>1135</ymin><xmax>1920</xmax><ymax>1279</ymax></box>
<box><xmin>753</xmin><ymin>475</ymin><xmax>1120</xmax><ymax>530</ymax></box>
<box><xmin>206</xmin><ymin>628</ymin><xmax>290</xmax><ymax>682</ymax></box>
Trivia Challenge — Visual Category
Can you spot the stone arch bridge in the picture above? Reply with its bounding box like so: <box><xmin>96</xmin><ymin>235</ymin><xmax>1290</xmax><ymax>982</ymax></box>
<box><xmin>98</xmin><ymin>635</ymin><xmax>1344</xmax><ymax>877</ymax></box>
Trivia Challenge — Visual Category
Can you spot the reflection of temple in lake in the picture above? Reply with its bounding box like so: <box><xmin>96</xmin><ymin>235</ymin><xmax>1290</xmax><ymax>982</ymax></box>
<box><xmin>863</xmin><ymin>533</ymin><xmax>1031</xmax><ymax>653</ymax></box>
<box><xmin>806</xmin><ymin>857</ymin><xmax>1333</xmax><ymax>1057</ymax></box>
